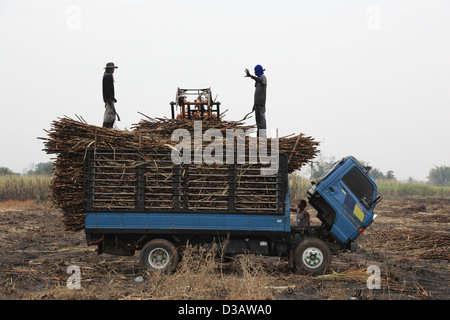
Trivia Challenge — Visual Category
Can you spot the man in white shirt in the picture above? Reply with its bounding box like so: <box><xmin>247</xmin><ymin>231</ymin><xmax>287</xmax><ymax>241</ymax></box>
<box><xmin>292</xmin><ymin>199</ymin><xmax>311</xmax><ymax>227</ymax></box>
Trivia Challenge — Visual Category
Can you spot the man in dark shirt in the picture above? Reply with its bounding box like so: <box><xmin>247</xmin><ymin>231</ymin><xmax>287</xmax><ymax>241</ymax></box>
<box><xmin>245</xmin><ymin>65</ymin><xmax>267</xmax><ymax>137</ymax></box>
<box><xmin>102</xmin><ymin>62</ymin><xmax>119</xmax><ymax>128</ymax></box>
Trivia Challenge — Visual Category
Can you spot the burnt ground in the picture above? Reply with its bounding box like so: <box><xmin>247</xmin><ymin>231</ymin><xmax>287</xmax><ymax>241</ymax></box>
<box><xmin>0</xmin><ymin>198</ymin><xmax>448</xmax><ymax>300</ymax></box>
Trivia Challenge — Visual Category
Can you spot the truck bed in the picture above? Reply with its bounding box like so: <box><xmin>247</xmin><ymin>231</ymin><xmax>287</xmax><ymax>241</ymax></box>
<box><xmin>85</xmin><ymin>211</ymin><xmax>291</xmax><ymax>233</ymax></box>
<box><xmin>83</xmin><ymin>149</ymin><xmax>290</xmax><ymax>233</ymax></box>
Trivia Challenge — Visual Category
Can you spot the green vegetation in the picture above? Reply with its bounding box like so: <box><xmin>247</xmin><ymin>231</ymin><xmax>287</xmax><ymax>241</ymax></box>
<box><xmin>427</xmin><ymin>165</ymin><xmax>450</xmax><ymax>187</ymax></box>
<box><xmin>26</xmin><ymin>162</ymin><xmax>54</xmax><ymax>175</ymax></box>
<box><xmin>369</xmin><ymin>168</ymin><xmax>395</xmax><ymax>181</ymax></box>
<box><xmin>0</xmin><ymin>162</ymin><xmax>54</xmax><ymax>203</ymax></box>
<box><xmin>289</xmin><ymin>172</ymin><xmax>311</xmax><ymax>205</ymax></box>
<box><xmin>0</xmin><ymin>174</ymin><xmax>52</xmax><ymax>202</ymax></box>
<box><xmin>377</xmin><ymin>180</ymin><xmax>450</xmax><ymax>199</ymax></box>
<box><xmin>0</xmin><ymin>167</ymin><xmax>16</xmax><ymax>175</ymax></box>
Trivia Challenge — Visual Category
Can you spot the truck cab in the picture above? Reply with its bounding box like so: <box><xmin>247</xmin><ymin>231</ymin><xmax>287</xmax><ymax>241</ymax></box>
<box><xmin>306</xmin><ymin>156</ymin><xmax>382</xmax><ymax>246</ymax></box>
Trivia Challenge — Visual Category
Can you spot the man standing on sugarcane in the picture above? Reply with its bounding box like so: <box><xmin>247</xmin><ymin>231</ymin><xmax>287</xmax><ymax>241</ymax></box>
<box><xmin>245</xmin><ymin>64</ymin><xmax>267</xmax><ymax>138</ymax></box>
<box><xmin>102</xmin><ymin>62</ymin><xmax>120</xmax><ymax>128</ymax></box>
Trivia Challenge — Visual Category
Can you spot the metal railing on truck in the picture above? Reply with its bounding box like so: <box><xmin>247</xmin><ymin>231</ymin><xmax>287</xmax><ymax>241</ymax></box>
<box><xmin>83</xmin><ymin>149</ymin><xmax>288</xmax><ymax>215</ymax></box>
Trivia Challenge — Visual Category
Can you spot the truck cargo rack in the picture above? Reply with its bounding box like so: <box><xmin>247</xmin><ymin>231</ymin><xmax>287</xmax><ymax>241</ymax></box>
<box><xmin>83</xmin><ymin>149</ymin><xmax>288</xmax><ymax>215</ymax></box>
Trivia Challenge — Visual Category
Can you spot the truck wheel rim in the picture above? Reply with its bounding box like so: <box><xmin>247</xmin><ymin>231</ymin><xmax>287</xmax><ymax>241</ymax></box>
<box><xmin>149</xmin><ymin>248</ymin><xmax>170</xmax><ymax>269</ymax></box>
<box><xmin>302</xmin><ymin>247</ymin><xmax>323</xmax><ymax>268</ymax></box>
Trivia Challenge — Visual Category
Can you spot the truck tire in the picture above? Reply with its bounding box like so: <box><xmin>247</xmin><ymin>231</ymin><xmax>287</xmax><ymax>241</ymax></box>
<box><xmin>140</xmin><ymin>239</ymin><xmax>179</xmax><ymax>273</ymax></box>
<box><xmin>294</xmin><ymin>238</ymin><xmax>331</xmax><ymax>275</ymax></box>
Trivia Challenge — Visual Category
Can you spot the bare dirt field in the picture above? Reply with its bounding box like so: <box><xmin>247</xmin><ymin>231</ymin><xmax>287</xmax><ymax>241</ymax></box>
<box><xmin>0</xmin><ymin>198</ymin><xmax>448</xmax><ymax>300</ymax></box>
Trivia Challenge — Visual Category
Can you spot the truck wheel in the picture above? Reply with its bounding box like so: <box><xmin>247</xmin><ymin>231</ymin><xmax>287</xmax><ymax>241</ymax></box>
<box><xmin>294</xmin><ymin>238</ymin><xmax>331</xmax><ymax>275</ymax></box>
<box><xmin>140</xmin><ymin>239</ymin><xmax>179</xmax><ymax>273</ymax></box>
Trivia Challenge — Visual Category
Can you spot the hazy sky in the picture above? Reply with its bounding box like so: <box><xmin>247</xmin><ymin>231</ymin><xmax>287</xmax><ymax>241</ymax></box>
<box><xmin>1</xmin><ymin>0</ymin><xmax>449</xmax><ymax>181</ymax></box>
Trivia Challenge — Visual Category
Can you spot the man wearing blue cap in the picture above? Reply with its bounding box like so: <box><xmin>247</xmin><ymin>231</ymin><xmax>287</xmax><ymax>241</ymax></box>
<box><xmin>245</xmin><ymin>65</ymin><xmax>267</xmax><ymax>137</ymax></box>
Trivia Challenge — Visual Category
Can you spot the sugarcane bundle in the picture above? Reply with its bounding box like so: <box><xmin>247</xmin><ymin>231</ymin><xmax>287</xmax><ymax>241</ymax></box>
<box><xmin>40</xmin><ymin>116</ymin><xmax>319</xmax><ymax>231</ymax></box>
<box><xmin>133</xmin><ymin>116</ymin><xmax>320</xmax><ymax>172</ymax></box>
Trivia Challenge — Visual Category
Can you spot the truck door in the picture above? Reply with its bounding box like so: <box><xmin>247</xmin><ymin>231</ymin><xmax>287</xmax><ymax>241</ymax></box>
<box><xmin>326</xmin><ymin>166</ymin><xmax>375</xmax><ymax>242</ymax></box>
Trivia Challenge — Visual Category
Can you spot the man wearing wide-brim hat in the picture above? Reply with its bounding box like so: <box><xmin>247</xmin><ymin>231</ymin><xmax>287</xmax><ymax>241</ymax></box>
<box><xmin>102</xmin><ymin>62</ymin><xmax>120</xmax><ymax>128</ymax></box>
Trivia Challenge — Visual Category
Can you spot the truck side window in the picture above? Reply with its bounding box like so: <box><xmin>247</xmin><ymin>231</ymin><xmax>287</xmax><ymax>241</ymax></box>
<box><xmin>341</xmin><ymin>167</ymin><xmax>374</xmax><ymax>210</ymax></box>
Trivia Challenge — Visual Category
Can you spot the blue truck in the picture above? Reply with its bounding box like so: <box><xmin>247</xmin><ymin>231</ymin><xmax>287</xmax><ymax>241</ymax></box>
<box><xmin>83</xmin><ymin>150</ymin><xmax>381</xmax><ymax>275</ymax></box>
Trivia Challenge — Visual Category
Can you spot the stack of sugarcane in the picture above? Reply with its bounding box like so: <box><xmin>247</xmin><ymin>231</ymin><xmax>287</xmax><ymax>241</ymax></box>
<box><xmin>40</xmin><ymin>115</ymin><xmax>319</xmax><ymax>231</ymax></box>
<box><xmin>133</xmin><ymin>115</ymin><xmax>320</xmax><ymax>172</ymax></box>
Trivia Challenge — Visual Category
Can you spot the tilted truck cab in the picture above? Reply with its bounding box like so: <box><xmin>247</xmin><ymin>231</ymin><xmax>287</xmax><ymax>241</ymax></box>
<box><xmin>307</xmin><ymin>156</ymin><xmax>382</xmax><ymax>246</ymax></box>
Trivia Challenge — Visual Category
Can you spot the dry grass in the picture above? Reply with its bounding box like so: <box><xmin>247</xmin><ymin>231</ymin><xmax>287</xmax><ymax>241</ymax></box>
<box><xmin>4</xmin><ymin>240</ymin><xmax>277</xmax><ymax>300</ymax></box>
<box><xmin>366</xmin><ymin>227</ymin><xmax>450</xmax><ymax>261</ymax></box>
<box><xmin>314</xmin><ymin>268</ymin><xmax>369</xmax><ymax>283</ymax></box>
<box><xmin>127</xmin><ymin>242</ymin><xmax>275</xmax><ymax>300</ymax></box>
<box><xmin>0</xmin><ymin>175</ymin><xmax>52</xmax><ymax>202</ymax></box>
<box><xmin>289</xmin><ymin>172</ymin><xmax>311</xmax><ymax>205</ymax></box>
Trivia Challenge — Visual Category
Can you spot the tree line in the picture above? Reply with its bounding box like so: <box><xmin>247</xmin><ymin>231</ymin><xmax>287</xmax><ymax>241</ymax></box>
<box><xmin>0</xmin><ymin>162</ymin><xmax>54</xmax><ymax>176</ymax></box>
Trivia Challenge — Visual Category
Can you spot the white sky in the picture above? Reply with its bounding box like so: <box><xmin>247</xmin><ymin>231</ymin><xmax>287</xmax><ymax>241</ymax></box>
<box><xmin>0</xmin><ymin>0</ymin><xmax>449</xmax><ymax>181</ymax></box>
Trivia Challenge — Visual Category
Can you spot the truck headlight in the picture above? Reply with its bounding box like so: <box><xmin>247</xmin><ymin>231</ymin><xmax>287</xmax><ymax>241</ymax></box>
<box><xmin>307</xmin><ymin>185</ymin><xmax>316</xmax><ymax>196</ymax></box>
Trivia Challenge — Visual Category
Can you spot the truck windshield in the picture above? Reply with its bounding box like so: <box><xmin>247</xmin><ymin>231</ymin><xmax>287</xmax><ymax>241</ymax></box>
<box><xmin>342</xmin><ymin>167</ymin><xmax>375</xmax><ymax>210</ymax></box>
